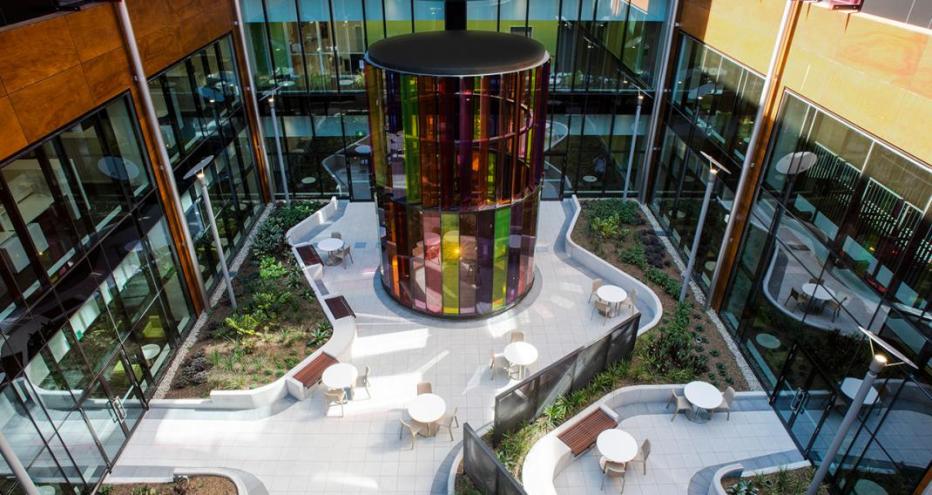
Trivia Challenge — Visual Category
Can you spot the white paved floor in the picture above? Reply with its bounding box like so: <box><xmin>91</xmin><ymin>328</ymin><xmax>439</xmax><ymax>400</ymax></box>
<box><xmin>553</xmin><ymin>410</ymin><xmax>800</xmax><ymax>495</ymax></box>
<box><xmin>115</xmin><ymin>201</ymin><xmax>643</xmax><ymax>494</ymax></box>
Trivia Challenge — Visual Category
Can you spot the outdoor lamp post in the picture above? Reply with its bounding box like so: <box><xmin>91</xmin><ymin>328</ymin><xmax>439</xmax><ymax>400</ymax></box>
<box><xmin>263</xmin><ymin>86</ymin><xmax>290</xmax><ymax>205</ymax></box>
<box><xmin>805</xmin><ymin>328</ymin><xmax>918</xmax><ymax>495</ymax></box>
<box><xmin>679</xmin><ymin>152</ymin><xmax>728</xmax><ymax>303</ymax></box>
<box><xmin>623</xmin><ymin>92</ymin><xmax>644</xmax><ymax>200</ymax></box>
<box><xmin>185</xmin><ymin>157</ymin><xmax>237</xmax><ymax>309</ymax></box>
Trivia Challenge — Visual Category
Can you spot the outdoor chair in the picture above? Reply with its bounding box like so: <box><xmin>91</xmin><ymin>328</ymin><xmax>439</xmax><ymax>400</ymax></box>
<box><xmin>826</xmin><ymin>296</ymin><xmax>847</xmax><ymax>322</ymax></box>
<box><xmin>399</xmin><ymin>417</ymin><xmax>427</xmax><ymax>449</ymax></box>
<box><xmin>599</xmin><ymin>456</ymin><xmax>626</xmax><ymax>492</ymax></box>
<box><xmin>324</xmin><ymin>388</ymin><xmax>347</xmax><ymax>417</ymax></box>
<box><xmin>355</xmin><ymin>365</ymin><xmax>371</xmax><ymax>399</ymax></box>
<box><xmin>510</xmin><ymin>331</ymin><xmax>525</xmax><ymax>343</ymax></box>
<box><xmin>341</xmin><ymin>245</ymin><xmax>354</xmax><ymax>265</ymax></box>
<box><xmin>667</xmin><ymin>390</ymin><xmax>691</xmax><ymax>422</ymax></box>
<box><xmin>712</xmin><ymin>386</ymin><xmax>735</xmax><ymax>421</ymax></box>
<box><xmin>328</xmin><ymin>250</ymin><xmax>345</xmax><ymax>267</ymax></box>
<box><xmin>784</xmin><ymin>288</ymin><xmax>808</xmax><ymax>309</ymax></box>
<box><xmin>330</xmin><ymin>232</ymin><xmax>342</xmax><ymax>239</ymax></box>
<box><xmin>436</xmin><ymin>407</ymin><xmax>459</xmax><ymax>441</ymax></box>
<box><xmin>623</xmin><ymin>287</ymin><xmax>638</xmax><ymax>315</ymax></box>
<box><xmin>629</xmin><ymin>439</ymin><xmax>651</xmax><ymax>475</ymax></box>
<box><xmin>416</xmin><ymin>382</ymin><xmax>432</xmax><ymax>395</ymax></box>
<box><xmin>589</xmin><ymin>278</ymin><xmax>604</xmax><ymax>302</ymax></box>
<box><xmin>593</xmin><ymin>299</ymin><xmax>613</xmax><ymax>319</ymax></box>
<box><xmin>489</xmin><ymin>351</ymin><xmax>510</xmax><ymax>380</ymax></box>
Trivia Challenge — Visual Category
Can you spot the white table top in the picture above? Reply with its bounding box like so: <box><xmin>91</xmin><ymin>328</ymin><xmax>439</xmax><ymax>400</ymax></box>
<box><xmin>755</xmin><ymin>333</ymin><xmax>782</xmax><ymax>350</ymax></box>
<box><xmin>141</xmin><ymin>344</ymin><xmax>161</xmax><ymax>360</ymax></box>
<box><xmin>407</xmin><ymin>393</ymin><xmax>446</xmax><ymax>423</ymax></box>
<box><xmin>802</xmin><ymin>283</ymin><xmax>835</xmax><ymax>301</ymax></box>
<box><xmin>301</xmin><ymin>176</ymin><xmax>317</xmax><ymax>184</ymax></box>
<box><xmin>684</xmin><ymin>381</ymin><xmax>723</xmax><ymax>410</ymax></box>
<box><xmin>596</xmin><ymin>429</ymin><xmax>638</xmax><ymax>463</ymax></box>
<box><xmin>322</xmin><ymin>363</ymin><xmax>358</xmax><ymax>390</ymax></box>
<box><xmin>582</xmin><ymin>175</ymin><xmax>598</xmax><ymax>183</ymax></box>
<box><xmin>840</xmin><ymin>377</ymin><xmax>879</xmax><ymax>405</ymax></box>
<box><xmin>853</xmin><ymin>479</ymin><xmax>887</xmax><ymax>495</ymax></box>
<box><xmin>318</xmin><ymin>238</ymin><xmax>345</xmax><ymax>252</ymax></box>
<box><xmin>355</xmin><ymin>145</ymin><xmax>372</xmax><ymax>154</ymax></box>
<box><xmin>504</xmin><ymin>342</ymin><xmax>539</xmax><ymax>367</ymax></box>
<box><xmin>597</xmin><ymin>285</ymin><xmax>628</xmax><ymax>304</ymax></box>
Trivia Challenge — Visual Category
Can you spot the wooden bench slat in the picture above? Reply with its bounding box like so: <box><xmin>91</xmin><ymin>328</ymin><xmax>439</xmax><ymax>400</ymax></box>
<box><xmin>325</xmin><ymin>296</ymin><xmax>355</xmax><ymax>319</ymax></box>
<box><xmin>557</xmin><ymin>409</ymin><xmax>618</xmax><ymax>456</ymax></box>
<box><xmin>293</xmin><ymin>352</ymin><xmax>338</xmax><ymax>387</ymax></box>
<box><xmin>296</xmin><ymin>245</ymin><xmax>323</xmax><ymax>266</ymax></box>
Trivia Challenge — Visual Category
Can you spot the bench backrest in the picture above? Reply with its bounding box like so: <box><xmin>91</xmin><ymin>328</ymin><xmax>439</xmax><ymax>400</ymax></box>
<box><xmin>296</xmin><ymin>244</ymin><xmax>323</xmax><ymax>266</ymax></box>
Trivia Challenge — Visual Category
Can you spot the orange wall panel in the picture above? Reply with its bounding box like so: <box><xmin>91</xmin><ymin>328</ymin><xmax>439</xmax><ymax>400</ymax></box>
<box><xmin>8</xmin><ymin>65</ymin><xmax>95</xmax><ymax>142</ymax></box>
<box><xmin>0</xmin><ymin>16</ymin><xmax>82</xmax><ymax>93</ymax></box>
<box><xmin>782</xmin><ymin>5</ymin><xmax>932</xmax><ymax>164</ymax></box>
<box><xmin>66</xmin><ymin>3</ymin><xmax>123</xmax><ymax>63</ymax></box>
<box><xmin>679</xmin><ymin>0</ymin><xmax>785</xmax><ymax>74</ymax></box>
<box><xmin>0</xmin><ymin>96</ymin><xmax>27</xmax><ymax>159</ymax></box>
<box><xmin>83</xmin><ymin>47</ymin><xmax>133</xmax><ymax>104</ymax></box>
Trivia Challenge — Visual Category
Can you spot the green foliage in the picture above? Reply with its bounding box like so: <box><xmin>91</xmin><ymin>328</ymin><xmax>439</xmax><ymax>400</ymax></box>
<box><xmin>307</xmin><ymin>321</ymin><xmax>333</xmax><ymax>348</ymax></box>
<box><xmin>252</xmin><ymin>201</ymin><xmax>323</xmax><ymax>259</ymax></box>
<box><xmin>727</xmin><ymin>479</ymin><xmax>760</xmax><ymax>495</ymax></box>
<box><xmin>645</xmin><ymin>266</ymin><xmax>682</xmax><ymax>297</ymax></box>
<box><xmin>224</xmin><ymin>312</ymin><xmax>263</xmax><ymax>336</ymax></box>
<box><xmin>258</xmin><ymin>256</ymin><xmax>289</xmax><ymax>280</ymax></box>
<box><xmin>638</xmin><ymin>302</ymin><xmax>707</xmax><ymax>380</ymax></box>
<box><xmin>619</xmin><ymin>243</ymin><xmax>648</xmax><ymax>270</ymax></box>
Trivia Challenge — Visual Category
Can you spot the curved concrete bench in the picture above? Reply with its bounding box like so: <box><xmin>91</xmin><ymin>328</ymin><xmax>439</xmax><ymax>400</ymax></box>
<box><xmin>564</xmin><ymin>196</ymin><xmax>663</xmax><ymax>336</ymax></box>
<box><xmin>285</xmin><ymin>196</ymin><xmax>340</xmax><ymax>246</ymax></box>
<box><xmin>709</xmin><ymin>464</ymin><xmax>744</xmax><ymax>495</ymax></box>
<box><xmin>522</xmin><ymin>384</ymin><xmax>768</xmax><ymax>495</ymax></box>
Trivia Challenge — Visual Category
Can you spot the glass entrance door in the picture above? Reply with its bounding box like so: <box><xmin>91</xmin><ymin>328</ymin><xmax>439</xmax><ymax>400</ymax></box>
<box><xmin>771</xmin><ymin>345</ymin><xmax>836</xmax><ymax>457</ymax></box>
<box><xmin>84</xmin><ymin>350</ymin><xmax>146</xmax><ymax>460</ymax></box>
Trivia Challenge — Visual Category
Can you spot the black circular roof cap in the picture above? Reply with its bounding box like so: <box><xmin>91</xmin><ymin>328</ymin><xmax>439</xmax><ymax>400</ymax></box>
<box><xmin>365</xmin><ymin>31</ymin><xmax>548</xmax><ymax>76</ymax></box>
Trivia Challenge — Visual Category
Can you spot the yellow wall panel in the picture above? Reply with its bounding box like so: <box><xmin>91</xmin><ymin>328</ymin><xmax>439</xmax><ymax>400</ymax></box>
<box><xmin>679</xmin><ymin>0</ymin><xmax>784</xmax><ymax>74</ymax></box>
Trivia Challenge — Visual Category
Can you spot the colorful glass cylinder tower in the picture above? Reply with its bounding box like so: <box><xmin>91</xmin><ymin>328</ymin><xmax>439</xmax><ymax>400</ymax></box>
<box><xmin>364</xmin><ymin>31</ymin><xmax>550</xmax><ymax>318</ymax></box>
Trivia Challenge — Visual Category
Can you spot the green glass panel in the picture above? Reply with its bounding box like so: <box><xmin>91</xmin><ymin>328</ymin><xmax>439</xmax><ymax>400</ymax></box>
<box><xmin>401</xmin><ymin>74</ymin><xmax>421</xmax><ymax>202</ymax></box>
<box><xmin>441</xmin><ymin>212</ymin><xmax>459</xmax><ymax>314</ymax></box>
<box><xmin>487</xmin><ymin>153</ymin><xmax>496</xmax><ymax>204</ymax></box>
<box><xmin>366</xmin><ymin>66</ymin><xmax>387</xmax><ymax>187</ymax></box>
<box><xmin>492</xmin><ymin>207</ymin><xmax>510</xmax><ymax>309</ymax></box>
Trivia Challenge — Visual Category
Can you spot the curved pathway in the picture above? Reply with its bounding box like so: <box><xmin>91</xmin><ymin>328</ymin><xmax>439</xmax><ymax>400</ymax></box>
<box><xmin>115</xmin><ymin>200</ymin><xmax>655</xmax><ymax>494</ymax></box>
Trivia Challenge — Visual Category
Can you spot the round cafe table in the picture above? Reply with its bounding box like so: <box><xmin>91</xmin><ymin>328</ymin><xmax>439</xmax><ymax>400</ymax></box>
<box><xmin>355</xmin><ymin>144</ymin><xmax>372</xmax><ymax>154</ymax></box>
<box><xmin>755</xmin><ymin>333</ymin><xmax>782</xmax><ymax>350</ymax></box>
<box><xmin>318</xmin><ymin>238</ymin><xmax>345</xmax><ymax>263</ymax></box>
<box><xmin>802</xmin><ymin>283</ymin><xmax>835</xmax><ymax>302</ymax></box>
<box><xmin>141</xmin><ymin>344</ymin><xmax>161</xmax><ymax>361</ymax></box>
<box><xmin>407</xmin><ymin>393</ymin><xmax>446</xmax><ymax>436</ymax></box>
<box><xmin>504</xmin><ymin>342</ymin><xmax>539</xmax><ymax>379</ymax></box>
<box><xmin>301</xmin><ymin>176</ymin><xmax>317</xmax><ymax>185</ymax></box>
<box><xmin>596</xmin><ymin>285</ymin><xmax>628</xmax><ymax>316</ymax></box>
<box><xmin>596</xmin><ymin>429</ymin><xmax>638</xmax><ymax>464</ymax></box>
<box><xmin>684</xmin><ymin>381</ymin><xmax>723</xmax><ymax>421</ymax></box>
<box><xmin>322</xmin><ymin>363</ymin><xmax>359</xmax><ymax>399</ymax></box>
<box><xmin>841</xmin><ymin>377</ymin><xmax>879</xmax><ymax>406</ymax></box>
<box><xmin>582</xmin><ymin>175</ymin><xmax>598</xmax><ymax>183</ymax></box>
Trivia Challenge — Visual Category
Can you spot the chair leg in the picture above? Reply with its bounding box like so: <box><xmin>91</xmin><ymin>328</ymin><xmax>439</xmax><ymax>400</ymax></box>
<box><xmin>671</xmin><ymin>409</ymin><xmax>677</xmax><ymax>422</ymax></box>
<box><xmin>620</xmin><ymin>476</ymin><xmax>625</xmax><ymax>494</ymax></box>
<box><xmin>600</xmin><ymin>471</ymin><xmax>606</xmax><ymax>491</ymax></box>
<box><xmin>453</xmin><ymin>416</ymin><xmax>459</xmax><ymax>428</ymax></box>
<box><xmin>726</xmin><ymin>409</ymin><xmax>730</xmax><ymax>421</ymax></box>
<box><xmin>447</xmin><ymin>427</ymin><xmax>454</xmax><ymax>441</ymax></box>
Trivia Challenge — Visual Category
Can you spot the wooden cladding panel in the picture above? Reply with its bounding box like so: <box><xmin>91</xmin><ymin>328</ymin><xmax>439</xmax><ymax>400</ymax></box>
<box><xmin>0</xmin><ymin>15</ymin><xmax>82</xmax><ymax>94</ymax></box>
<box><xmin>8</xmin><ymin>65</ymin><xmax>95</xmax><ymax>143</ymax></box>
<box><xmin>0</xmin><ymin>97</ymin><xmax>27</xmax><ymax>160</ymax></box>
<box><xmin>83</xmin><ymin>47</ymin><xmax>133</xmax><ymax>104</ymax></box>
<box><xmin>679</xmin><ymin>0</ymin><xmax>785</xmax><ymax>75</ymax></box>
<box><xmin>65</xmin><ymin>4</ymin><xmax>123</xmax><ymax>62</ymax></box>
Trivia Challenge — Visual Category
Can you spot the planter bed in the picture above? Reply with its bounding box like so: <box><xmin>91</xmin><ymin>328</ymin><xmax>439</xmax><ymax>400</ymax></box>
<box><xmin>103</xmin><ymin>476</ymin><xmax>236</xmax><ymax>495</ymax></box>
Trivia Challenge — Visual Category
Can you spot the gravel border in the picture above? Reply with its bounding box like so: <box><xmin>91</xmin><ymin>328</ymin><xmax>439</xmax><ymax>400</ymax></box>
<box><xmin>638</xmin><ymin>203</ymin><xmax>763</xmax><ymax>391</ymax></box>
<box><xmin>152</xmin><ymin>203</ymin><xmax>275</xmax><ymax>399</ymax></box>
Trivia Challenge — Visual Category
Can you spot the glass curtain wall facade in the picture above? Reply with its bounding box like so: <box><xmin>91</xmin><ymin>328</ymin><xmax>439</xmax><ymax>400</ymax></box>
<box><xmin>365</xmin><ymin>41</ymin><xmax>549</xmax><ymax>317</ymax></box>
<box><xmin>716</xmin><ymin>92</ymin><xmax>931</xmax><ymax>493</ymax></box>
<box><xmin>148</xmin><ymin>36</ymin><xmax>265</xmax><ymax>291</ymax></box>
<box><xmin>649</xmin><ymin>35</ymin><xmax>765</xmax><ymax>292</ymax></box>
<box><xmin>0</xmin><ymin>95</ymin><xmax>195</xmax><ymax>494</ymax></box>
<box><xmin>240</xmin><ymin>0</ymin><xmax>669</xmax><ymax>202</ymax></box>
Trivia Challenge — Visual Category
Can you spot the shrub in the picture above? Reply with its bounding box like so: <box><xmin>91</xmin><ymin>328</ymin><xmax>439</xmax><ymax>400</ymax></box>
<box><xmin>225</xmin><ymin>312</ymin><xmax>263</xmax><ymax>336</ymax></box>
<box><xmin>727</xmin><ymin>480</ymin><xmax>760</xmax><ymax>495</ymax></box>
<box><xmin>258</xmin><ymin>256</ymin><xmax>289</xmax><ymax>280</ymax></box>
<box><xmin>619</xmin><ymin>244</ymin><xmax>647</xmax><ymax>270</ymax></box>
<box><xmin>645</xmin><ymin>267</ymin><xmax>682</xmax><ymax>297</ymax></box>
<box><xmin>253</xmin><ymin>201</ymin><xmax>322</xmax><ymax>258</ymax></box>
<box><xmin>307</xmin><ymin>321</ymin><xmax>333</xmax><ymax>348</ymax></box>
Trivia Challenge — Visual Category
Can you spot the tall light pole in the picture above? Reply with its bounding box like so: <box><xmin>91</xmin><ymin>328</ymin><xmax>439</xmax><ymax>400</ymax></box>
<box><xmin>263</xmin><ymin>86</ymin><xmax>290</xmax><ymax>205</ymax></box>
<box><xmin>185</xmin><ymin>157</ymin><xmax>237</xmax><ymax>309</ymax></box>
<box><xmin>623</xmin><ymin>92</ymin><xmax>644</xmax><ymax>200</ymax></box>
<box><xmin>679</xmin><ymin>152</ymin><xmax>728</xmax><ymax>303</ymax></box>
<box><xmin>805</xmin><ymin>328</ymin><xmax>918</xmax><ymax>495</ymax></box>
